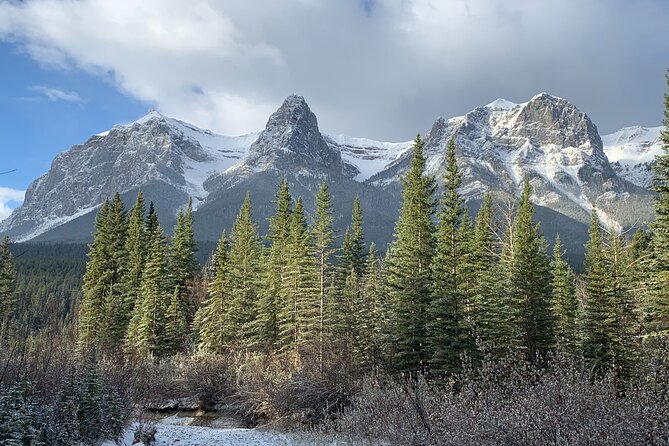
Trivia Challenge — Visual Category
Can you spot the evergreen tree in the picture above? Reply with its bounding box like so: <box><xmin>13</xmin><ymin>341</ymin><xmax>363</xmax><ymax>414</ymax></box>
<box><xmin>511</xmin><ymin>179</ymin><xmax>554</xmax><ymax>360</ymax></box>
<box><xmin>253</xmin><ymin>179</ymin><xmax>293</xmax><ymax>350</ymax></box>
<box><xmin>227</xmin><ymin>193</ymin><xmax>263</xmax><ymax>350</ymax></box>
<box><xmin>125</xmin><ymin>222</ymin><xmax>168</xmax><ymax>358</ymax></box>
<box><xmin>341</xmin><ymin>197</ymin><xmax>366</xmax><ymax>278</ymax></box>
<box><xmin>550</xmin><ymin>235</ymin><xmax>578</xmax><ymax>352</ymax></box>
<box><xmin>428</xmin><ymin>139</ymin><xmax>472</xmax><ymax>374</ymax></box>
<box><xmin>146</xmin><ymin>201</ymin><xmax>159</xmax><ymax>238</ymax></box>
<box><xmin>607</xmin><ymin>232</ymin><xmax>639</xmax><ymax>380</ymax></box>
<box><xmin>168</xmin><ymin>198</ymin><xmax>198</xmax><ymax>319</ymax></box>
<box><xmin>581</xmin><ymin>207</ymin><xmax>616</xmax><ymax>373</ymax></box>
<box><xmin>648</xmin><ymin>71</ymin><xmax>669</xmax><ymax>340</ymax></box>
<box><xmin>194</xmin><ymin>232</ymin><xmax>230</xmax><ymax>353</ymax></box>
<box><xmin>278</xmin><ymin>198</ymin><xmax>318</xmax><ymax>354</ymax></box>
<box><xmin>0</xmin><ymin>235</ymin><xmax>16</xmax><ymax>335</ymax></box>
<box><xmin>120</xmin><ymin>192</ymin><xmax>146</xmax><ymax>334</ymax></box>
<box><xmin>385</xmin><ymin>134</ymin><xmax>436</xmax><ymax>373</ymax></box>
<box><xmin>77</xmin><ymin>194</ymin><xmax>129</xmax><ymax>355</ymax></box>
<box><xmin>312</xmin><ymin>180</ymin><xmax>336</xmax><ymax>358</ymax></box>
<box><xmin>163</xmin><ymin>285</ymin><xmax>188</xmax><ymax>355</ymax></box>
<box><xmin>361</xmin><ymin>242</ymin><xmax>384</xmax><ymax>363</ymax></box>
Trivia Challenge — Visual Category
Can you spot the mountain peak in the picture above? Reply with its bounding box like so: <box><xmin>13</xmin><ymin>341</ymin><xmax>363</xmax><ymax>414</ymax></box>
<box><xmin>132</xmin><ymin>110</ymin><xmax>168</xmax><ymax>125</ymax></box>
<box><xmin>485</xmin><ymin>98</ymin><xmax>518</xmax><ymax>110</ymax></box>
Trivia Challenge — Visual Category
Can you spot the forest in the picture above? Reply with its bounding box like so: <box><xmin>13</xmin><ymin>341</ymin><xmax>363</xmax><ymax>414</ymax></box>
<box><xmin>1</xmin><ymin>77</ymin><xmax>669</xmax><ymax>445</ymax></box>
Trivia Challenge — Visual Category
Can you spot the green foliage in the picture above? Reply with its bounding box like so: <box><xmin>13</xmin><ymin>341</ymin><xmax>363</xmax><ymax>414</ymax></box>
<box><xmin>254</xmin><ymin>179</ymin><xmax>293</xmax><ymax>351</ymax></box>
<box><xmin>125</xmin><ymin>222</ymin><xmax>168</xmax><ymax>358</ymax></box>
<box><xmin>0</xmin><ymin>236</ymin><xmax>16</xmax><ymax>337</ymax></box>
<box><xmin>427</xmin><ymin>140</ymin><xmax>473</xmax><ymax>374</ymax></box>
<box><xmin>550</xmin><ymin>236</ymin><xmax>578</xmax><ymax>352</ymax></box>
<box><xmin>227</xmin><ymin>193</ymin><xmax>263</xmax><ymax>350</ymax></box>
<box><xmin>510</xmin><ymin>179</ymin><xmax>554</xmax><ymax>359</ymax></box>
<box><xmin>168</xmin><ymin>198</ymin><xmax>198</xmax><ymax>320</ymax></box>
<box><xmin>77</xmin><ymin>193</ymin><xmax>129</xmax><ymax>356</ymax></box>
<box><xmin>194</xmin><ymin>232</ymin><xmax>230</xmax><ymax>353</ymax></box>
<box><xmin>385</xmin><ymin>134</ymin><xmax>436</xmax><ymax>373</ymax></box>
<box><xmin>121</xmin><ymin>192</ymin><xmax>147</xmax><ymax>333</ymax></box>
<box><xmin>581</xmin><ymin>208</ymin><xmax>616</xmax><ymax>373</ymax></box>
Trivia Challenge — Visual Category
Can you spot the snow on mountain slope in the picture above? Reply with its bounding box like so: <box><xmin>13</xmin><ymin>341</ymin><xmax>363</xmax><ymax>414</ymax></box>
<box><xmin>603</xmin><ymin>126</ymin><xmax>663</xmax><ymax>188</ymax></box>
<box><xmin>324</xmin><ymin>134</ymin><xmax>411</xmax><ymax>181</ymax></box>
<box><xmin>127</xmin><ymin>111</ymin><xmax>260</xmax><ymax>201</ymax></box>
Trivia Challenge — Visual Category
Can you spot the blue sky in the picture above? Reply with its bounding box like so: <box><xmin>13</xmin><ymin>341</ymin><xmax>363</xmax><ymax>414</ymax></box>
<box><xmin>0</xmin><ymin>0</ymin><xmax>667</xmax><ymax>219</ymax></box>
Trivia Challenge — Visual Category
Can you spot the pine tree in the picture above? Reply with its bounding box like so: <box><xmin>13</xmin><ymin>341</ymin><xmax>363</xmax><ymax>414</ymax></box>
<box><xmin>278</xmin><ymin>198</ymin><xmax>318</xmax><ymax>354</ymax></box>
<box><xmin>341</xmin><ymin>197</ymin><xmax>366</xmax><ymax>278</ymax></box>
<box><xmin>125</xmin><ymin>222</ymin><xmax>168</xmax><ymax>358</ymax></box>
<box><xmin>648</xmin><ymin>71</ymin><xmax>669</xmax><ymax>340</ymax></box>
<box><xmin>511</xmin><ymin>179</ymin><xmax>554</xmax><ymax>360</ymax></box>
<box><xmin>581</xmin><ymin>207</ymin><xmax>616</xmax><ymax>373</ymax></box>
<box><xmin>120</xmin><ymin>192</ymin><xmax>146</xmax><ymax>335</ymax></box>
<box><xmin>428</xmin><ymin>139</ymin><xmax>472</xmax><ymax>375</ymax></box>
<box><xmin>146</xmin><ymin>201</ymin><xmax>159</xmax><ymax>239</ymax></box>
<box><xmin>227</xmin><ymin>192</ymin><xmax>263</xmax><ymax>350</ymax></box>
<box><xmin>385</xmin><ymin>134</ymin><xmax>436</xmax><ymax>374</ymax></box>
<box><xmin>550</xmin><ymin>235</ymin><xmax>578</xmax><ymax>352</ymax></box>
<box><xmin>253</xmin><ymin>179</ymin><xmax>293</xmax><ymax>351</ymax></box>
<box><xmin>0</xmin><ymin>235</ymin><xmax>16</xmax><ymax>336</ymax></box>
<box><xmin>607</xmin><ymin>232</ymin><xmax>639</xmax><ymax>380</ymax></box>
<box><xmin>163</xmin><ymin>285</ymin><xmax>188</xmax><ymax>355</ymax></box>
<box><xmin>312</xmin><ymin>180</ymin><xmax>336</xmax><ymax>359</ymax></box>
<box><xmin>77</xmin><ymin>194</ymin><xmax>129</xmax><ymax>355</ymax></box>
<box><xmin>193</xmin><ymin>232</ymin><xmax>230</xmax><ymax>353</ymax></box>
<box><xmin>168</xmin><ymin>198</ymin><xmax>198</xmax><ymax>319</ymax></box>
<box><xmin>361</xmin><ymin>242</ymin><xmax>384</xmax><ymax>364</ymax></box>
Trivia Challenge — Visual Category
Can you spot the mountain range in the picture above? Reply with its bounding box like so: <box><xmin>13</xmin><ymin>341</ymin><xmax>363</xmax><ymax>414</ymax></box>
<box><xmin>1</xmin><ymin>93</ymin><xmax>663</xmax><ymax>262</ymax></box>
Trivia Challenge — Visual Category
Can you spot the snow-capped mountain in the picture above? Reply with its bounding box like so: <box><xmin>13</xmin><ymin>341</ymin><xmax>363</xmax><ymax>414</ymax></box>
<box><xmin>603</xmin><ymin>126</ymin><xmax>663</xmax><ymax>188</ymax></box>
<box><xmin>0</xmin><ymin>93</ymin><xmax>660</xmax><ymax>251</ymax></box>
<box><xmin>367</xmin><ymin>93</ymin><xmax>653</xmax><ymax>232</ymax></box>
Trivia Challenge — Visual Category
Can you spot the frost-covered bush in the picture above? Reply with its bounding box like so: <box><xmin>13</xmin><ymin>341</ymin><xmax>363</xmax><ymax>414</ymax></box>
<box><xmin>331</xmin><ymin>353</ymin><xmax>669</xmax><ymax>446</ymax></box>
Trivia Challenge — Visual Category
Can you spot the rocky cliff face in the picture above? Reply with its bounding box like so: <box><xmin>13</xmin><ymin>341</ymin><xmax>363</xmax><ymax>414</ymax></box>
<box><xmin>603</xmin><ymin>126</ymin><xmax>663</xmax><ymax>188</ymax></box>
<box><xmin>1</xmin><ymin>93</ymin><xmax>659</xmax><ymax>247</ymax></box>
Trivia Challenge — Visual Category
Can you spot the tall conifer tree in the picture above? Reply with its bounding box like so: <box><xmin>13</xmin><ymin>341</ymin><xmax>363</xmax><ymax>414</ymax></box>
<box><xmin>511</xmin><ymin>179</ymin><xmax>553</xmax><ymax>360</ymax></box>
<box><xmin>227</xmin><ymin>193</ymin><xmax>263</xmax><ymax>350</ymax></box>
<box><xmin>121</xmin><ymin>192</ymin><xmax>146</xmax><ymax>332</ymax></box>
<box><xmin>648</xmin><ymin>71</ymin><xmax>669</xmax><ymax>339</ymax></box>
<box><xmin>428</xmin><ymin>139</ymin><xmax>472</xmax><ymax>374</ymax></box>
<box><xmin>550</xmin><ymin>235</ymin><xmax>578</xmax><ymax>352</ymax></box>
<box><xmin>193</xmin><ymin>232</ymin><xmax>230</xmax><ymax>353</ymax></box>
<box><xmin>581</xmin><ymin>207</ymin><xmax>616</xmax><ymax>373</ymax></box>
<box><xmin>254</xmin><ymin>179</ymin><xmax>293</xmax><ymax>350</ymax></box>
<box><xmin>385</xmin><ymin>134</ymin><xmax>436</xmax><ymax>373</ymax></box>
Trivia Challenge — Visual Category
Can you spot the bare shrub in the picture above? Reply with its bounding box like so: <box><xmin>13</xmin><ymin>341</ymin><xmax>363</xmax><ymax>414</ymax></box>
<box><xmin>332</xmin><ymin>353</ymin><xmax>669</xmax><ymax>446</ymax></box>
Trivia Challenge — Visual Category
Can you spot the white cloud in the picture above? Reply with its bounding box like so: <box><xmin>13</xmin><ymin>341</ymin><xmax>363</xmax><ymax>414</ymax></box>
<box><xmin>28</xmin><ymin>85</ymin><xmax>85</xmax><ymax>102</ymax></box>
<box><xmin>0</xmin><ymin>188</ymin><xmax>25</xmax><ymax>222</ymax></box>
<box><xmin>0</xmin><ymin>0</ymin><xmax>667</xmax><ymax>139</ymax></box>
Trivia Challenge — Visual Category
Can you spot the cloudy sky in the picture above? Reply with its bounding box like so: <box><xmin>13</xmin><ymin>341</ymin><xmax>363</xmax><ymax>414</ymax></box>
<box><xmin>0</xmin><ymin>0</ymin><xmax>668</xmax><ymax>217</ymax></box>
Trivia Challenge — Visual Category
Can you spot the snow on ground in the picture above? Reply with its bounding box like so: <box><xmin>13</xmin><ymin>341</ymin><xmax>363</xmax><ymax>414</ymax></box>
<box><xmin>602</xmin><ymin>126</ymin><xmax>663</xmax><ymax>187</ymax></box>
<box><xmin>103</xmin><ymin>415</ymin><xmax>336</xmax><ymax>446</ymax></box>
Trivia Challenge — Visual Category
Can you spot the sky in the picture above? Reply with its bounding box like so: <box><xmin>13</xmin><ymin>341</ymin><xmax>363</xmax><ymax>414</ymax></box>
<box><xmin>0</xmin><ymin>0</ymin><xmax>668</xmax><ymax>220</ymax></box>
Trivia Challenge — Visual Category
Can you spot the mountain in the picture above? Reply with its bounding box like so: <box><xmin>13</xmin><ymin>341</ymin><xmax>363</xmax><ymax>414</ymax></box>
<box><xmin>0</xmin><ymin>93</ymin><xmax>660</xmax><ymax>261</ymax></box>
<box><xmin>603</xmin><ymin>126</ymin><xmax>663</xmax><ymax>188</ymax></box>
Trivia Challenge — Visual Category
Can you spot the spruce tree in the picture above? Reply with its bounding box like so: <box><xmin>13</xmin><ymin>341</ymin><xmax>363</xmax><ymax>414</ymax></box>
<box><xmin>312</xmin><ymin>180</ymin><xmax>336</xmax><ymax>358</ymax></box>
<box><xmin>227</xmin><ymin>192</ymin><xmax>263</xmax><ymax>350</ymax></box>
<box><xmin>550</xmin><ymin>235</ymin><xmax>578</xmax><ymax>352</ymax></box>
<box><xmin>511</xmin><ymin>179</ymin><xmax>554</xmax><ymax>360</ymax></box>
<box><xmin>648</xmin><ymin>71</ymin><xmax>669</xmax><ymax>340</ymax></box>
<box><xmin>581</xmin><ymin>207</ymin><xmax>616</xmax><ymax>373</ymax></box>
<box><xmin>120</xmin><ymin>192</ymin><xmax>146</xmax><ymax>334</ymax></box>
<box><xmin>278</xmin><ymin>198</ymin><xmax>318</xmax><ymax>354</ymax></box>
<box><xmin>125</xmin><ymin>222</ymin><xmax>168</xmax><ymax>358</ymax></box>
<box><xmin>385</xmin><ymin>134</ymin><xmax>436</xmax><ymax>374</ymax></box>
<box><xmin>341</xmin><ymin>197</ymin><xmax>366</xmax><ymax>278</ymax></box>
<box><xmin>77</xmin><ymin>194</ymin><xmax>129</xmax><ymax>355</ymax></box>
<box><xmin>0</xmin><ymin>235</ymin><xmax>16</xmax><ymax>335</ymax></box>
<box><xmin>168</xmin><ymin>198</ymin><xmax>198</xmax><ymax>318</ymax></box>
<box><xmin>253</xmin><ymin>179</ymin><xmax>293</xmax><ymax>351</ymax></box>
<box><xmin>362</xmin><ymin>242</ymin><xmax>384</xmax><ymax>363</ymax></box>
<box><xmin>163</xmin><ymin>285</ymin><xmax>188</xmax><ymax>355</ymax></box>
<box><xmin>607</xmin><ymin>232</ymin><xmax>639</xmax><ymax>380</ymax></box>
<box><xmin>428</xmin><ymin>139</ymin><xmax>472</xmax><ymax>375</ymax></box>
<box><xmin>193</xmin><ymin>232</ymin><xmax>230</xmax><ymax>353</ymax></box>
